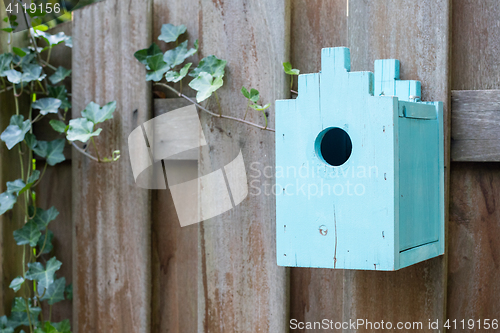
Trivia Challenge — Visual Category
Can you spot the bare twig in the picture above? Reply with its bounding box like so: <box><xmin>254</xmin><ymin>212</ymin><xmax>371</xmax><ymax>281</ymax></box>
<box><xmin>154</xmin><ymin>83</ymin><xmax>275</xmax><ymax>132</ymax></box>
<box><xmin>291</xmin><ymin>89</ymin><xmax>298</xmax><ymax>95</ymax></box>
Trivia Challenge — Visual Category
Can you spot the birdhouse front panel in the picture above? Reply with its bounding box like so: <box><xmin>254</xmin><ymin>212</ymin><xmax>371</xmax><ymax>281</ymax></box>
<box><xmin>275</xmin><ymin>47</ymin><xmax>444</xmax><ymax>271</ymax></box>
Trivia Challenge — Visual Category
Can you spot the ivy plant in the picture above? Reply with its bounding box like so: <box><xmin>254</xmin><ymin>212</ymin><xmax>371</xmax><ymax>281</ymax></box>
<box><xmin>134</xmin><ymin>23</ymin><xmax>274</xmax><ymax>131</ymax></box>
<box><xmin>0</xmin><ymin>14</ymin><xmax>119</xmax><ymax>333</ymax></box>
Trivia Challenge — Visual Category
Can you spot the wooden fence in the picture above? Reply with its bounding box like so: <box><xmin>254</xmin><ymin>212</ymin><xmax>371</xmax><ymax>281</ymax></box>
<box><xmin>1</xmin><ymin>0</ymin><xmax>500</xmax><ymax>332</ymax></box>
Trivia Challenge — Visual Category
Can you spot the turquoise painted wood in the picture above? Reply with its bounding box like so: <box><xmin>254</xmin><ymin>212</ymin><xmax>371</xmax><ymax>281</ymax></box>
<box><xmin>275</xmin><ymin>47</ymin><xmax>444</xmax><ymax>270</ymax></box>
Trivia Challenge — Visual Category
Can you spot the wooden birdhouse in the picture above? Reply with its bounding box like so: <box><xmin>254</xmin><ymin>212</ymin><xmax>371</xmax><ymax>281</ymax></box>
<box><xmin>275</xmin><ymin>47</ymin><xmax>444</xmax><ymax>270</ymax></box>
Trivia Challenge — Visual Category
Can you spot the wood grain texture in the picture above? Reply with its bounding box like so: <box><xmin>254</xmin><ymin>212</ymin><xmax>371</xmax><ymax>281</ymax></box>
<box><xmin>71</xmin><ymin>1</ymin><xmax>152</xmax><ymax>332</ymax></box>
<box><xmin>448</xmin><ymin>1</ymin><xmax>500</xmax><ymax>330</ymax></box>
<box><xmin>0</xmin><ymin>9</ymin><xmax>31</xmax><ymax>315</ymax></box>
<box><xmin>288</xmin><ymin>0</ymin><xmax>347</xmax><ymax>327</ymax></box>
<box><xmin>197</xmin><ymin>1</ymin><xmax>289</xmax><ymax>331</ymax></box>
<box><xmin>151</xmin><ymin>98</ymin><xmax>199</xmax><ymax>333</ymax></box>
<box><xmin>344</xmin><ymin>1</ymin><xmax>451</xmax><ymax>329</ymax></box>
<box><xmin>451</xmin><ymin>90</ymin><xmax>500</xmax><ymax>161</ymax></box>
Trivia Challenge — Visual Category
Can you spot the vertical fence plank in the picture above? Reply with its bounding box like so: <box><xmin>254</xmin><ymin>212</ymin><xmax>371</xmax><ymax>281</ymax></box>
<box><xmin>150</xmin><ymin>3</ymin><xmax>201</xmax><ymax>330</ymax></box>
<box><xmin>197</xmin><ymin>1</ymin><xmax>289</xmax><ymax>331</ymax></box>
<box><xmin>447</xmin><ymin>1</ymin><xmax>500</xmax><ymax>328</ymax></box>
<box><xmin>0</xmin><ymin>9</ymin><xmax>30</xmax><ymax>315</ymax></box>
<box><xmin>72</xmin><ymin>1</ymin><xmax>152</xmax><ymax>332</ymax></box>
<box><xmin>288</xmin><ymin>0</ymin><xmax>348</xmax><ymax>327</ymax></box>
<box><xmin>343</xmin><ymin>1</ymin><xmax>451</xmax><ymax>329</ymax></box>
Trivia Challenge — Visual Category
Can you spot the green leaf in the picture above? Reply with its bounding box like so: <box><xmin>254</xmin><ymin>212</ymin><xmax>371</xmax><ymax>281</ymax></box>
<box><xmin>33</xmin><ymin>139</ymin><xmax>65</xmax><ymax>166</ymax></box>
<box><xmin>48</xmin><ymin>85</ymin><xmax>71</xmax><ymax>110</ymax></box>
<box><xmin>24</xmin><ymin>133</ymin><xmax>38</xmax><ymax>150</ymax></box>
<box><xmin>189</xmin><ymin>55</ymin><xmax>227</xmax><ymax>78</ymax></box>
<box><xmin>49</xmin><ymin>120</ymin><xmax>68</xmax><ymax>133</ymax></box>
<box><xmin>29</xmin><ymin>206</ymin><xmax>59</xmax><ymax>231</ymax></box>
<box><xmin>5</xmin><ymin>64</ymin><xmax>43</xmax><ymax>84</ymax></box>
<box><xmin>165</xmin><ymin>63</ymin><xmax>192</xmax><ymax>83</ymax></box>
<box><xmin>9</xmin><ymin>277</ymin><xmax>24</xmax><ymax>292</ymax></box>
<box><xmin>35</xmin><ymin>31</ymin><xmax>71</xmax><ymax>50</ymax></box>
<box><xmin>6</xmin><ymin>179</ymin><xmax>25</xmax><ymax>195</ymax></box>
<box><xmin>0</xmin><ymin>53</ymin><xmax>13</xmax><ymax>77</ymax></box>
<box><xmin>1</xmin><ymin>115</ymin><xmax>31</xmax><ymax>150</ymax></box>
<box><xmin>52</xmin><ymin>319</ymin><xmax>71</xmax><ymax>333</ymax></box>
<box><xmin>43</xmin><ymin>322</ymin><xmax>61</xmax><ymax>333</ymax></box>
<box><xmin>66</xmin><ymin>118</ymin><xmax>102</xmax><ymax>143</ymax></box>
<box><xmin>32</xmin><ymin>98</ymin><xmax>62</xmax><ymax>115</ymax></box>
<box><xmin>25</xmin><ymin>257</ymin><xmax>62</xmax><ymax>291</ymax></box>
<box><xmin>64</xmin><ymin>284</ymin><xmax>73</xmax><ymax>301</ymax></box>
<box><xmin>37</xmin><ymin>230</ymin><xmax>54</xmax><ymax>254</ymax></box>
<box><xmin>40</xmin><ymin>277</ymin><xmax>65</xmax><ymax>305</ymax></box>
<box><xmin>4</xmin><ymin>69</ymin><xmax>21</xmax><ymax>84</ymax></box>
<box><xmin>8</xmin><ymin>298</ymin><xmax>41</xmax><ymax>329</ymax></box>
<box><xmin>241</xmin><ymin>86</ymin><xmax>250</xmax><ymax>99</ymax></box>
<box><xmin>163</xmin><ymin>41</ymin><xmax>197</xmax><ymax>68</ymax></box>
<box><xmin>158</xmin><ymin>23</ymin><xmax>186</xmax><ymax>43</ymax></box>
<box><xmin>145</xmin><ymin>54</ymin><xmax>170</xmax><ymax>82</ymax></box>
<box><xmin>0</xmin><ymin>192</ymin><xmax>17</xmax><ymax>215</ymax></box>
<box><xmin>12</xmin><ymin>47</ymin><xmax>26</xmax><ymax>57</ymax></box>
<box><xmin>48</xmin><ymin>67</ymin><xmax>71</xmax><ymax>85</ymax></box>
<box><xmin>134</xmin><ymin>43</ymin><xmax>162</xmax><ymax>66</ymax></box>
<box><xmin>250</xmin><ymin>103</ymin><xmax>270</xmax><ymax>111</ymax></box>
<box><xmin>188</xmin><ymin>72</ymin><xmax>224</xmax><ymax>103</ymax></box>
<box><xmin>13</xmin><ymin>220</ymin><xmax>41</xmax><ymax>247</ymax></box>
<box><xmin>81</xmin><ymin>101</ymin><xmax>117</xmax><ymax>124</ymax></box>
<box><xmin>242</xmin><ymin>87</ymin><xmax>260</xmax><ymax>103</ymax></box>
<box><xmin>18</xmin><ymin>170</ymin><xmax>40</xmax><ymax>195</ymax></box>
<box><xmin>283</xmin><ymin>62</ymin><xmax>300</xmax><ymax>75</ymax></box>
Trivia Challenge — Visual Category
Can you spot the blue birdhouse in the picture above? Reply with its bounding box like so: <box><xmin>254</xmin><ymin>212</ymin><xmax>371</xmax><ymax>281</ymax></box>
<box><xmin>275</xmin><ymin>47</ymin><xmax>444</xmax><ymax>271</ymax></box>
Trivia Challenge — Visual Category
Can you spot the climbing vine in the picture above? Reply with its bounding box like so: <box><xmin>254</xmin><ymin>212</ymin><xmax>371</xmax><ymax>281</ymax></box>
<box><xmin>134</xmin><ymin>23</ymin><xmax>301</xmax><ymax>132</ymax></box>
<box><xmin>0</xmin><ymin>13</ymin><xmax>118</xmax><ymax>333</ymax></box>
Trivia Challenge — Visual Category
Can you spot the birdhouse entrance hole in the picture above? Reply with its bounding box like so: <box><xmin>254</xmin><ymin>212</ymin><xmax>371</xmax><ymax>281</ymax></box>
<box><xmin>316</xmin><ymin>127</ymin><xmax>352</xmax><ymax>166</ymax></box>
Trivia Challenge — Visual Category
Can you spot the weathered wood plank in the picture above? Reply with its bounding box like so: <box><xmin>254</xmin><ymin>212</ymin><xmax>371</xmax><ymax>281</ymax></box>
<box><xmin>197</xmin><ymin>1</ymin><xmax>289</xmax><ymax>331</ymax></box>
<box><xmin>344</xmin><ymin>0</ymin><xmax>451</xmax><ymax>329</ymax></box>
<box><xmin>151</xmin><ymin>98</ymin><xmax>199</xmax><ymax>332</ymax></box>
<box><xmin>448</xmin><ymin>0</ymin><xmax>500</xmax><ymax>329</ymax></box>
<box><xmin>0</xmin><ymin>7</ymin><xmax>31</xmax><ymax>315</ymax></box>
<box><xmin>451</xmin><ymin>90</ymin><xmax>500</xmax><ymax>161</ymax></box>
<box><xmin>71</xmin><ymin>1</ymin><xmax>152</xmax><ymax>332</ymax></box>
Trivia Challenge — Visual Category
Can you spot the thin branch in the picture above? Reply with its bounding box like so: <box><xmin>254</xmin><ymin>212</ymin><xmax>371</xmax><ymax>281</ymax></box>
<box><xmin>291</xmin><ymin>89</ymin><xmax>298</xmax><ymax>95</ymax></box>
<box><xmin>72</xmin><ymin>142</ymin><xmax>99</xmax><ymax>162</ymax></box>
<box><xmin>154</xmin><ymin>83</ymin><xmax>275</xmax><ymax>132</ymax></box>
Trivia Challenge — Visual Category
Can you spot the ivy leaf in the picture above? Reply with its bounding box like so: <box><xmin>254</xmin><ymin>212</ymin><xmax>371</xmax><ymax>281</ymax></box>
<box><xmin>12</xmin><ymin>47</ymin><xmax>26</xmax><ymax>57</ymax></box>
<box><xmin>250</xmin><ymin>103</ymin><xmax>270</xmax><ymax>111</ymax></box>
<box><xmin>17</xmin><ymin>170</ymin><xmax>39</xmax><ymax>195</ymax></box>
<box><xmin>49</xmin><ymin>120</ymin><xmax>68</xmax><ymax>133</ymax></box>
<box><xmin>37</xmin><ymin>230</ymin><xmax>54</xmax><ymax>254</ymax></box>
<box><xmin>29</xmin><ymin>206</ymin><xmax>59</xmax><ymax>231</ymax></box>
<box><xmin>9</xmin><ymin>277</ymin><xmax>24</xmax><ymax>292</ymax></box>
<box><xmin>283</xmin><ymin>62</ymin><xmax>300</xmax><ymax>75</ymax></box>
<box><xmin>22</xmin><ymin>64</ymin><xmax>44</xmax><ymax>82</ymax></box>
<box><xmin>81</xmin><ymin>101</ymin><xmax>117</xmax><ymax>124</ymax></box>
<box><xmin>25</xmin><ymin>257</ymin><xmax>62</xmax><ymax>291</ymax></box>
<box><xmin>66</xmin><ymin>118</ymin><xmax>102</xmax><ymax>143</ymax></box>
<box><xmin>13</xmin><ymin>220</ymin><xmax>41</xmax><ymax>247</ymax></box>
<box><xmin>35</xmin><ymin>31</ymin><xmax>71</xmax><ymax>50</ymax></box>
<box><xmin>165</xmin><ymin>63</ymin><xmax>192</xmax><ymax>83</ymax></box>
<box><xmin>158</xmin><ymin>23</ymin><xmax>186</xmax><ymax>43</ymax></box>
<box><xmin>48</xmin><ymin>85</ymin><xmax>71</xmax><ymax>110</ymax></box>
<box><xmin>145</xmin><ymin>54</ymin><xmax>170</xmax><ymax>82</ymax></box>
<box><xmin>189</xmin><ymin>55</ymin><xmax>227</xmax><ymax>78</ymax></box>
<box><xmin>40</xmin><ymin>277</ymin><xmax>65</xmax><ymax>305</ymax></box>
<box><xmin>4</xmin><ymin>69</ymin><xmax>22</xmax><ymax>84</ymax></box>
<box><xmin>8</xmin><ymin>299</ymin><xmax>41</xmax><ymax>329</ymax></box>
<box><xmin>188</xmin><ymin>72</ymin><xmax>224</xmax><ymax>103</ymax></box>
<box><xmin>163</xmin><ymin>41</ymin><xmax>196</xmax><ymax>68</ymax></box>
<box><xmin>33</xmin><ymin>139</ymin><xmax>65</xmax><ymax>166</ymax></box>
<box><xmin>0</xmin><ymin>53</ymin><xmax>13</xmax><ymax>77</ymax></box>
<box><xmin>134</xmin><ymin>43</ymin><xmax>162</xmax><ymax>66</ymax></box>
<box><xmin>241</xmin><ymin>87</ymin><xmax>260</xmax><ymax>103</ymax></box>
<box><xmin>49</xmin><ymin>66</ymin><xmax>71</xmax><ymax>85</ymax></box>
<box><xmin>1</xmin><ymin>115</ymin><xmax>31</xmax><ymax>150</ymax></box>
<box><xmin>43</xmin><ymin>322</ymin><xmax>62</xmax><ymax>333</ymax></box>
<box><xmin>52</xmin><ymin>319</ymin><xmax>71</xmax><ymax>333</ymax></box>
<box><xmin>32</xmin><ymin>98</ymin><xmax>62</xmax><ymax>115</ymax></box>
<box><xmin>0</xmin><ymin>192</ymin><xmax>17</xmax><ymax>215</ymax></box>
<box><xmin>24</xmin><ymin>133</ymin><xmax>38</xmax><ymax>150</ymax></box>
<box><xmin>64</xmin><ymin>284</ymin><xmax>73</xmax><ymax>301</ymax></box>
<box><xmin>6</xmin><ymin>179</ymin><xmax>26</xmax><ymax>195</ymax></box>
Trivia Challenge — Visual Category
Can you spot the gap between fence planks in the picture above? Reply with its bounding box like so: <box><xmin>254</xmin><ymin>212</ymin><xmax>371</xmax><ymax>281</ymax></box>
<box><xmin>71</xmin><ymin>1</ymin><xmax>153</xmax><ymax>332</ymax></box>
